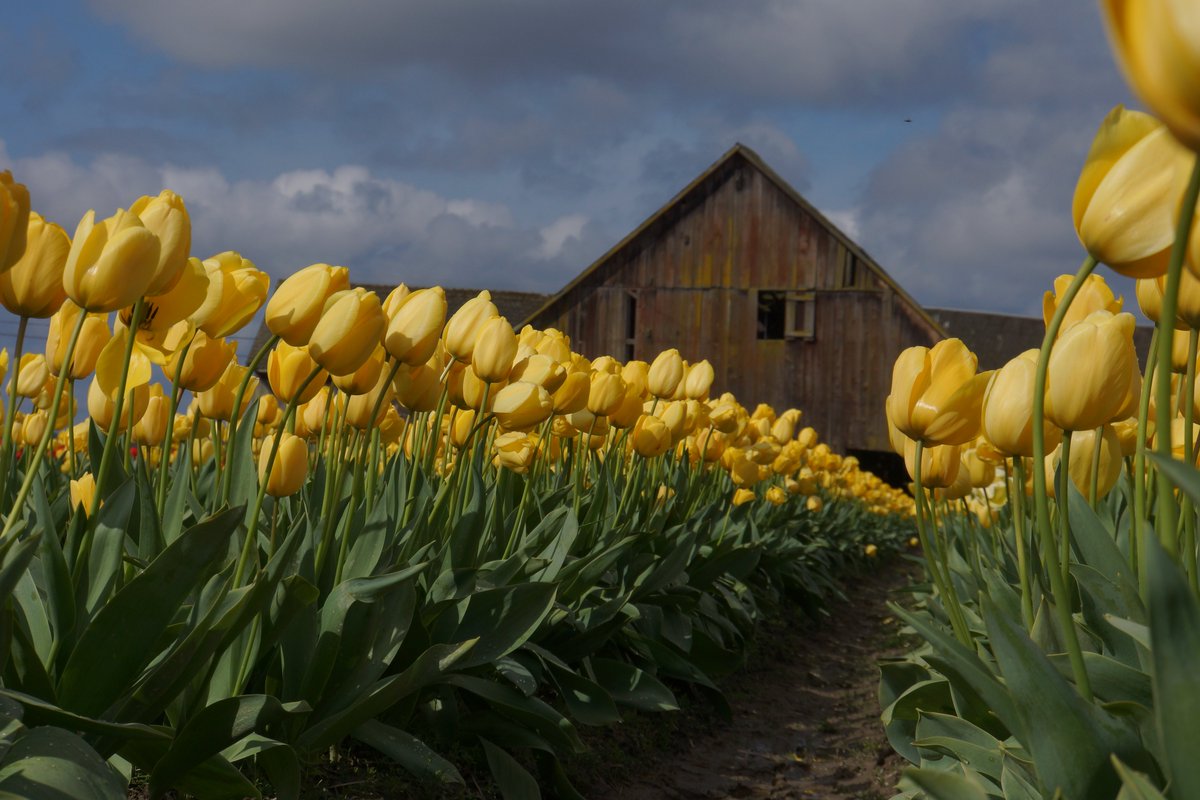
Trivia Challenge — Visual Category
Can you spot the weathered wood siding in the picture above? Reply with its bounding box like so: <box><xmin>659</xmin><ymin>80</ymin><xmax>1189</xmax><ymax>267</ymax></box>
<box><xmin>531</xmin><ymin>151</ymin><xmax>941</xmax><ymax>454</ymax></box>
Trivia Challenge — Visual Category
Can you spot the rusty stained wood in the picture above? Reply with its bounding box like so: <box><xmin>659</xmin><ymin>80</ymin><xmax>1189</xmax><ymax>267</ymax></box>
<box><xmin>531</xmin><ymin>147</ymin><xmax>942</xmax><ymax>454</ymax></box>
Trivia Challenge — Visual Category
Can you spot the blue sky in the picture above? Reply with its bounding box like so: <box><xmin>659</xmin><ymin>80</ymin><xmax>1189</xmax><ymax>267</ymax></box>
<box><xmin>0</xmin><ymin>0</ymin><xmax>1141</xmax><ymax>359</ymax></box>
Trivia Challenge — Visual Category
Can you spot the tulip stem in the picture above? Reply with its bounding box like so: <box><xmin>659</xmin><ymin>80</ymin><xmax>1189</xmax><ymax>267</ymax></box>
<box><xmin>911</xmin><ymin>441</ymin><xmax>972</xmax><ymax>645</ymax></box>
<box><xmin>1183</xmin><ymin>329</ymin><xmax>1199</xmax><ymax>592</ymax></box>
<box><xmin>1010</xmin><ymin>458</ymin><xmax>1034</xmax><ymax>629</ymax></box>
<box><xmin>155</xmin><ymin>337</ymin><xmax>192</xmax><ymax>516</ymax></box>
<box><xmin>0</xmin><ymin>315</ymin><xmax>29</xmax><ymax>498</ymax></box>
<box><xmin>1031</xmin><ymin>254</ymin><xmax>1095</xmax><ymax>701</ymax></box>
<box><xmin>235</xmin><ymin>365</ymin><xmax>323</xmax><ymax>587</ymax></box>
<box><xmin>1156</xmin><ymin>157</ymin><xmax>1200</xmax><ymax>554</ymax></box>
<box><xmin>0</xmin><ymin>309</ymin><xmax>88</xmax><ymax>542</ymax></box>
<box><xmin>1132</xmin><ymin>325</ymin><xmax>1158</xmax><ymax>584</ymax></box>
<box><xmin>1058</xmin><ymin>431</ymin><xmax>1073</xmax><ymax>586</ymax></box>
<box><xmin>219</xmin><ymin>333</ymin><xmax>279</xmax><ymax>505</ymax></box>
<box><xmin>91</xmin><ymin>299</ymin><xmax>146</xmax><ymax>517</ymax></box>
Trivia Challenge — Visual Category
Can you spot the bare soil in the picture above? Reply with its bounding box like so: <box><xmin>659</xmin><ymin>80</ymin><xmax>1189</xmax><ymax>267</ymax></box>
<box><xmin>571</xmin><ymin>559</ymin><xmax>918</xmax><ymax>800</ymax></box>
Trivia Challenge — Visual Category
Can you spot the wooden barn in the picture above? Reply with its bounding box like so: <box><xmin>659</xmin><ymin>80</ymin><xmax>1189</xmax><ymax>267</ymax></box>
<box><xmin>522</xmin><ymin>144</ymin><xmax>945</xmax><ymax>460</ymax></box>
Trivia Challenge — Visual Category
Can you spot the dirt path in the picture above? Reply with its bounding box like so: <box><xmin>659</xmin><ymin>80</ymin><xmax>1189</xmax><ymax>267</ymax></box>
<box><xmin>581</xmin><ymin>561</ymin><xmax>917</xmax><ymax>800</ymax></box>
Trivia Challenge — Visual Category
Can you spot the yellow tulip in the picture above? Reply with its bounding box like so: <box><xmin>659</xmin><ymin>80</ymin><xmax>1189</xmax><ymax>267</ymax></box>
<box><xmin>732</xmin><ymin>488</ymin><xmax>756</xmax><ymax>506</ymax></box>
<box><xmin>133</xmin><ymin>384</ymin><xmax>170</xmax><ymax>446</ymax></box>
<box><xmin>129</xmin><ymin>190</ymin><xmax>191</xmax><ymax>295</ymax></box>
<box><xmin>13</xmin><ymin>353</ymin><xmax>49</xmax><ymax>399</ymax></box>
<box><xmin>0</xmin><ymin>212</ymin><xmax>68</xmax><ymax>317</ymax></box>
<box><xmin>658</xmin><ymin>401</ymin><xmax>688</xmax><ymax>444</ymax></box>
<box><xmin>258</xmin><ymin>433</ymin><xmax>308</xmax><ymax>497</ymax></box>
<box><xmin>471</xmin><ymin>316</ymin><xmax>518</xmax><ymax>383</ymax></box>
<box><xmin>300</xmin><ymin>386</ymin><xmax>333</xmax><ymax>435</ymax></box>
<box><xmin>444</xmin><ymin>290</ymin><xmax>499</xmax><ymax>361</ymax></box>
<box><xmin>961</xmin><ymin>448</ymin><xmax>995</xmax><ymax>488</ymax></box>
<box><xmin>771</xmin><ymin>409</ymin><xmax>801</xmax><ymax>443</ymax></box>
<box><xmin>19</xmin><ymin>410</ymin><xmax>47</xmax><ymax>447</ymax></box>
<box><xmin>587</xmin><ymin>371</ymin><xmax>626</xmax><ymax>416</ymax></box>
<box><xmin>1046</xmin><ymin>426</ymin><xmax>1123</xmax><ymax>503</ymax></box>
<box><xmin>45</xmin><ymin>301</ymin><xmax>110</xmax><ymax>379</ymax></box>
<box><xmin>1042</xmin><ymin>273</ymin><xmax>1123</xmax><ymax>334</ymax></box>
<box><xmin>0</xmin><ymin>171</ymin><xmax>30</xmax><ymax>272</ymax></box>
<box><xmin>64</xmin><ymin>208</ymin><xmax>161</xmax><ymax>312</ymax></box>
<box><xmin>903</xmin><ymin>440</ymin><xmax>961</xmax><ymax>489</ymax></box>
<box><xmin>1045</xmin><ymin>311</ymin><xmax>1137</xmax><ymax>431</ymax></box>
<box><xmin>333</xmin><ymin>344</ymin><xmax>386</xmax><ymax>396</ymax></box>
<box><xmin>384</xmin><ymin>286</ymin><xmax>446</xmax><ymax>366</ymax></box>
<box><xmin>1100</xmin><ymin>2</ymin><xmax>1200</xmax><ymax>152</ymax></box>
<box><xmin>461</xmin><ymin>365</ymin><xmax>500</xmax><ymax>411</ymax></box>
<box><xmin>195</xmin><ymin>252</ymin><xmax>270</xmax><ymax>338</ymax></box>
<box><xmin>631</xmin><ymin>413</ymin><xmax>671</xmax><ymax>458</ymax></box>
<box><xmin>450</xmin><ymin>408</ymin><xmax>476</xmax><ymax>449</ymax></box>
<box><xmin>647</xmin><ymin>349</ymin><xmax>684</xmax><ymax>399</ymax></box>
<box><xmin>196</xmin><ymin>362</ymin><xmax>256</xmax><ymax>421</ymax></box>
<box><xmin>508</xmin><ymin>354</ymin><xmax>566</xmax><ymax>393</ymax></box>
<box><xmin>308</xmin><ymin>287</ymin><xmax>387</xmax><ymax>376</ymax></box>
<box><xmin>865</xmin><ymin>543</ymin><xmax>879</xmax><ymax>558</ymax></box>
<box><xmin>806</xmin><ymin>496</ymin><xmax>823</xmax><ymax>513</ymax></box>
<box><xmin>1072</xmin><ymin>106</ymin><xmax>1191</xmax><ymax>278</ymax></box>
<box><xmin>264</xmin><ymin>263</ymin><xmax>350</xmax><ymax>346</ymax></box>
<box><xmin>268</xmin><ymin>341</ymin><xmax>328</xmax><ymax>404</ymax></box>
<box><xmin>886</xmin><ymin>338</ymin><xmax>991</xmax><ymax>446</ymax></box>
<box><xmin>134</xmin><ymin>256</ymin><xmax>209</xmax><ymax>338</ymax></box>
<box><xmin>70</xmin><ymin>472</ymin><xmax>96</xmax><ymax>515</ymax></box>
<box><xmin>168</xmin><ymin>331</ymin><xmax>237</xmax><ymax>393</ymax></box>
<box><xmin>981</xmin><ymin>350</ymin><xmax>1064</xmax><ymax>457</ymax></box>
<box><xmin>608</xmin><ymin>391</ymin><xmax>643</xmax><ymax>429</ymax></box>
<box><xmin>550</xmin><ymin>370</ymin><xmax>589</xmax><ymax>414</ymax></box>
<box><xmin>683</xmin><ymin>360</ymin><xmax>715</xmax><ymax>400</ymax></box>
<box><xmin>764</xmin><ymin>485</ymin><xmax>787</xmax><ymax>505</ymax></box>
<box><xmin>344</xmin><ymin>369</ymin><xmax>395</xmax><ymax>430</ymax></box>
<box><xmin>493</xmin><ymin>431</ymin><xmax>535</xmax><ymax>474</ymax></box>
<box><xmin>394</xmin><ymin>362</ymin><xmax>442</xmax><ymax>413</ymax></box>
<box><xmin>381</xmin><ymin>284</ymin><xmax>411</xmax><ymax>318</ymax></box>
<box><xmin>492</xmin><ymin>381</ymin><xmax>553</xmax><ymax>432</ymax></box>
<box><xmin>87</xmin><ymin>376</ymin><xmax>148</xmax><ymax>432</ymax></box>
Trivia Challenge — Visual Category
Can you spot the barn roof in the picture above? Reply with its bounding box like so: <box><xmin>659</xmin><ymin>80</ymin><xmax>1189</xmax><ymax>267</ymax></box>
<box><xmin>521</xmin><ymin>142</ymin><xmax>946</xmax><ymax>338</ymax></box>
<box><xmin>928</xmin><ymin>307</ymin><xmax>1155</xmax><ymax>370</ymax></box>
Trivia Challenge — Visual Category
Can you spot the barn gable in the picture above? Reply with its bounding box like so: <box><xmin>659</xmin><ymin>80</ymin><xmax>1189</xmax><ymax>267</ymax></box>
<box><xmin>525</xmin><ymin>143</ymin><xmax>944</xmax><ymax>454</ymax></box>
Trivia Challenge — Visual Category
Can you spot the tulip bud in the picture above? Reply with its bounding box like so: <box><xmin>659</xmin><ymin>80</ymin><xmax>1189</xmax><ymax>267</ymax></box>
<box><xmin>683</xmin><ymin>359</ymin><xmax>715</xmax><ymax>400</ymax></box>
<box><xmin>444</xmin><ymin>290</ymin><xmax>499</xmax><ymax>362</ymax></box>
<box><xmin>765</xmin><ymin>486</ymin><xmax>787</xmax><ymax>506</ymax></box>
<box><xmin>344</xmin><ymin>368</ymin><xmax>395</xmax><ymax>430</ymax></box>
<box><xmin>647</xmin><ymin>349</ymin><xmax>684</xmax><ymax>399</ymax></box>
<box><xmin>70</xmin><ymin>472</ymin><xmax>96</xmax><ymax>515</ymax></box>
<box><xmin>20</xmin><ymin>410</ymin><xmax>47</xmax><ymax>447</ymax></box>
<box><xmin>129</xmin><ymin>190</ymin><xmax>191</xmax><ymax>296</ymax></box>
<box><xmin>1043</xmin><ymin>273</ymin><xmax>1124</xmax><ymax>336</ymax></box>
<box><xmin>887</xmin><ymin>339</ymin><xmax>990</xmax><ymax>446</ymax></box>
<box><xmin>551</xmin><ymin>370</ymin><xmax>589</xmax><ymax>414</ymax></box>
<box><xmin>133</xmin><ymin>384</ymin><xmax>170</xmax><ymax>446</ymax></box>
<box><xmin>0</xmin><ymin>171</ymin><xmax>30</xmax><ymax>272</ymax></box>
<box><xmin>258</xmin><ymin>433</ymin><xmax>308</xmax><ymax>497</ymax></box>
<box><xmin>45</xmin><ymin>302</ymin><xmax>110</xmax><ymax>380</ymax></box>
<box><xmin>1045</xmin><ymin>311</ymin><xmax>1137</xmax><ymax>431</ymax></box>
<box><xmin>1073</xmin><ymin>106</ymin><xmax>1191</xmax><ymax>278</ymax></box>
<box><xmin>732</xmin><ymin>488</ymin><xmax>755</xmax><ymax>506</ymax></box>
<box><xmin>64</xmin><ymin>208</ymin><xmax>161</xmax><ymax>312</ymax></box>
<box><xmin>381</xmin><ymin>284</ymin><xmax>411</xmax><ymax>319</ymax></box>
<box><xmin>961</xmin><ymin>448</ymin><xmax>995</xmax><ymax>488</ymax></box>
<box><xmin>658</xmin><ymin>401</ymin><xmax>687</xmax><ymax>444</ymax></box>
<box><xmin>587</xmin><ymin>371</ymin><xmax>626</xmax><ymax>416</ymax></box>
<box><xmin>264</xmin><ymin>263</ymin><xmax>350</xmax><ymax>346</ymax></box>
<box><xmin>88</xmin><ymin>376</ymin><xmax>149</xmax><ymax>433</ymax></box>
<box><xmin>257</xmin><ymin>394</ymin><xmax>282</xmax><ymax>429</ymax></box>
<box><xmin>300</xmin><ymin>386</ymin><xmax>332</xmax><ymax>435</ymax></box>
<box><xmin>1046</xmin><ymin>427</ymin><xmax>1123</xmax><ymax>503</ymax></box>
<box><xmin>333</xmin><ymin>344</ymin><xmax>387</xmax><ymax>396</ymax></box>
<box><xmin>195</xmin><ymin>252</ymin><xmax>270</xmax><ymax>338</ymax></box>
<box><xmin>981</xmin><ymin>350</ymin><xmax>1064</xmax><ymax>458</ymax></box>
<box><xmin>806</xmin><ymin>496</ymin><xmax>824</xmax><ymax>513</ymax></box>
<box><xmin>0</xmin><ymin>212</ymin><xmax>68</xmax><ymax>318</ymax></box>
<box><xmin>608</xmin><ymin>391</ymin><xmax>643</xmax><ymax>429</ymax></box>
<box><xmin>471</xmin><ymin>317</ymin><xmax>518</xmax><ymax>383</ymax></box>
<box><xmin>268</xmin><ymin>341</ymin><xmax>328</xmax><ymax>404</ymax></box>
<box><xmin>196</xmin><ymin>362</ymin><xmax>256</xmax><ymax>421</ymax></box>
<box><xmin>309</xmin><ymin>287</ymin><xmax>387</xmax><ymax>376</ymax></box>
<box><xmin>492</xmin><ymin>382</ymin><xmax>553</xmax><ymax>432</ymax></box>
<box><xmin>169</xmin><ymin>331</ymin><xmax>237</xmax><ymax>392</ymax></box>
<box><xmin>13</xmin><ymin>353</ymin><xmax>49</xmax><ymax>399</ymax></box>
<box><xmin>461</xmin><ymin>365</ymin><xmax>499</xmax><ymax>411</ymax></box>
<box><xmin>384</xmin><ymin>286</ymin><xmax>447</xmax><ymax>366</ymax></box>
<box><xmin>493</xmin><ymin>431</ymin><xmax>535</xmax><ymax>473</ymax></box>
<box><xmin>631</xmin><ymin>414</ymin><xmax>671</xmax><ymax>458</ymax></box>
<box><xmin>509</xmin><ymin>354</ymin><xmax>566</xmax><ymax>393</ymax></box>
<box><xmin>1100</xmin><ymin>3</ymin><xmax>1200</xmax><ymax>152</ymax></box>
<box><xmin>449</xmin><ymin>408</ymin><xmax>476</xmax><ymax>449</ymax></box>
<box><xmin>903</xmin><ymin>440</ymin><xmax>961</xmax><ymax>489</ymax></box>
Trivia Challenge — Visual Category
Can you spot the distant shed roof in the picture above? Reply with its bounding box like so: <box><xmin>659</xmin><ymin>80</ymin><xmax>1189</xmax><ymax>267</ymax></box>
<box><xmin>928</xmin><ymin>307</ymin><xmax>1154</xmax><ymax>370</ymax></box>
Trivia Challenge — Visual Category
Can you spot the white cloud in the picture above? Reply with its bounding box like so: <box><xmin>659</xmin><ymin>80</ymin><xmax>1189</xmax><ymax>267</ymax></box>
<box><xmin>0</xmin><ymin>141</ymin><xmax>599</xmax><ymax>291</ymax></box>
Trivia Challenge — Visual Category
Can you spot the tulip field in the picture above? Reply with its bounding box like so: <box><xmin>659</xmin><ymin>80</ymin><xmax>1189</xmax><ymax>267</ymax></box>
<box><xmin>879</xmin><ymin>6</ymin><xmax>1200</xmax><ymax>799</ymax></box>
<box><xmin>0</xmin><ymin>169</ymin><xmax>916</xmax><ymax>799</ymax></box>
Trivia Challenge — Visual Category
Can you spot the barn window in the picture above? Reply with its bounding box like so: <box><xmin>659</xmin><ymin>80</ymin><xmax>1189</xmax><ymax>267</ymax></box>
<box><xmin>624</xmin><ymin>291</ymin><xmax>637</xmax><ymax>361</ymax></box>
<box><xmin>757</xmin><ymin>290</ymin><xmax>815</xmax><ymax>341</ymax></box>
<box><xmin>757</xmin><ymin>291</ymin><xmax>787</xmax><ymax>339</ymax></box>
<box><xmin>838</xmin><ymin>247</ymin><xmax>859</xmax><ymax>288</ymax></box>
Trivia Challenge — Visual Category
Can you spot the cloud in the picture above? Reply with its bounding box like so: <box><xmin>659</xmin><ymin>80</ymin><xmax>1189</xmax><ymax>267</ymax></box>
<box><xmin>90</xmin><ymin>0</ymin><xmax>1031</xmax><ymax>107</ymax></box>
<box><xmin>0</xmin><ymin>141</ymin><xmax>606</xmax><ymax>293</ymax></box>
